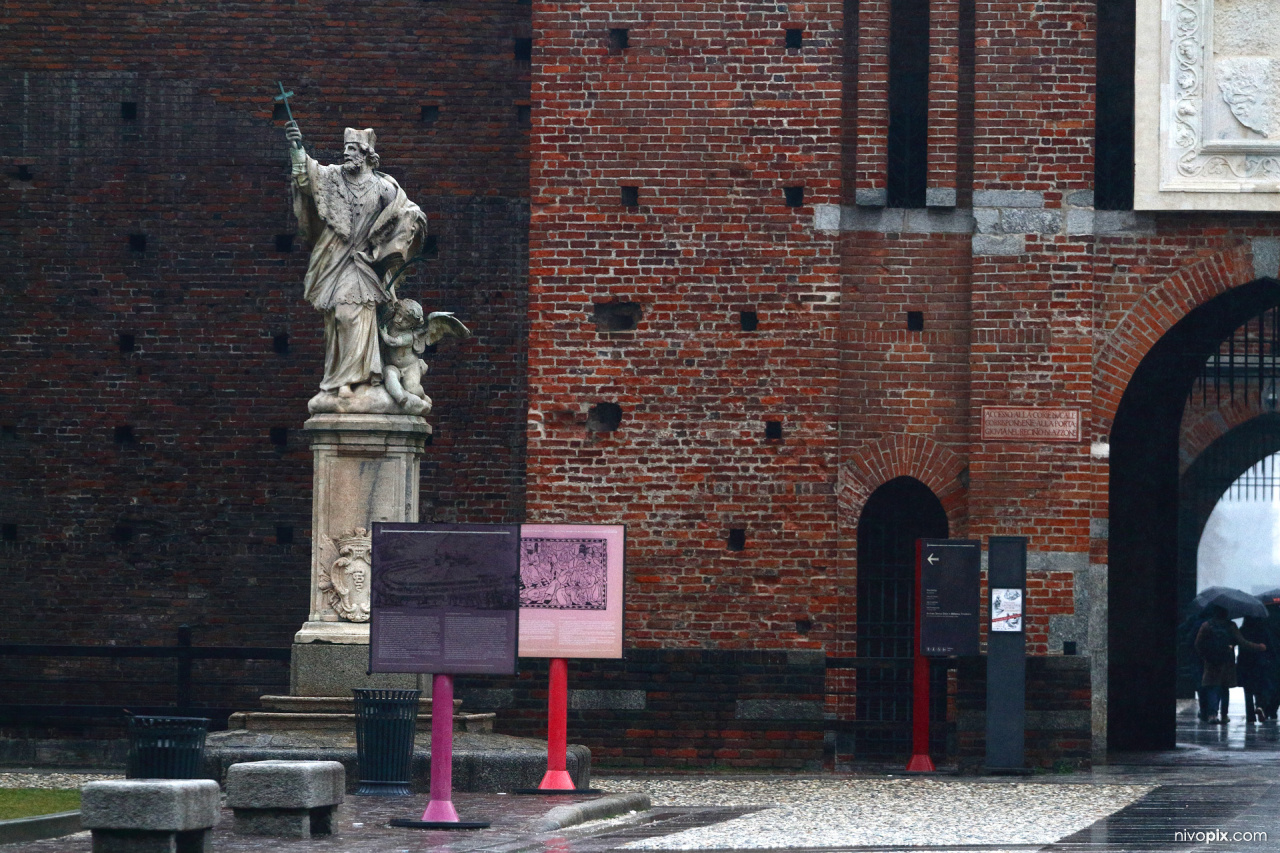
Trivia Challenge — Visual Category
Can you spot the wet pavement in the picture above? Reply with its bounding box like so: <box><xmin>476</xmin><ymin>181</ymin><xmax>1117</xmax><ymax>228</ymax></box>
<box><xmin>4</xmin><ymin>696</ymin><xmax>1280</xmax><ymax>852</ymax></box>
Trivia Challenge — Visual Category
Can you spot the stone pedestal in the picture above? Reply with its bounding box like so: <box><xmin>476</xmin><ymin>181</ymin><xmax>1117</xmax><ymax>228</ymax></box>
<box><xmin>292</xmin><ymin>414</ymin><xmax>431</xmax><ymax>697</ymax></box>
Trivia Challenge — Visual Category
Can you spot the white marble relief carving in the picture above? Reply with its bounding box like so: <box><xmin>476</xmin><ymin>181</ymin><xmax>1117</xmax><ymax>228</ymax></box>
<box><xmin>1162</xmin><ymin>0</ymin><xmax>1280</xmax><ymax>191</ymax></box>
<box><xmin>320</xmin><ymin>528</ymin><xmax>372</xmax><ymax>622</ymax></box>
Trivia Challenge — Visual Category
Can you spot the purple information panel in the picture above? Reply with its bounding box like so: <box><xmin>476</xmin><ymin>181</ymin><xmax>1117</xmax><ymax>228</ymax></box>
<box><xmin>370</xmin><ymin>523</ymin><xmax>520</xmax><ymax>675</ymax></box>
<box><xmin>518</xmin><ymin>524</ymin><xmax>625</xmax><ymax>659</ymax></box>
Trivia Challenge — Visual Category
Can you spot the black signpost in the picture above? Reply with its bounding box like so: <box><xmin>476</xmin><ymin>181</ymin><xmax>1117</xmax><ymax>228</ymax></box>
<box><xmin>920</xmin><ymin>539</ymin><xmax>981</xmax><ymax>657</ymax></box>
<box><xmin>985</xmin><ymin>535</ymin><xmax>1027</xmax><ymax>773</ymax></box>
<box><xmin>909</xmin><ymin>539</ymin><xmax>980</xmax><ymax>772</ymax></box>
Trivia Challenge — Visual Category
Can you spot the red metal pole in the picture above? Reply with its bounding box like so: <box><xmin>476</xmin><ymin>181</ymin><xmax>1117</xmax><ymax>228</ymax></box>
<box><xmin>906</xmin><ymin>539</ymin><xmax>935</xmax><ymax>772</ymax></box>
<box><xmin>538</xmin><ymin>657</ymin><xmax>575</xmax><ymax>790</ymax></box>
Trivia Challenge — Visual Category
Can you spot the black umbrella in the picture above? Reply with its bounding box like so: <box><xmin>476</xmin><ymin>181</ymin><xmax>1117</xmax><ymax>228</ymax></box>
<box><xmin>1256</xmin><ymin>588</ymin><xmax>1280</xmax><ymax>607</ymax></box>
<box><xmin>1192</xmin><ymin>586</ymin><xmax>1269</xmax><ymax>619</ymax></box>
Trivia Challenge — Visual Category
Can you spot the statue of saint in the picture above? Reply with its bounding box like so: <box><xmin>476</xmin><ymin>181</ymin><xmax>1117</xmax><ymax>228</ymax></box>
<box><xmin>285</xmin><ymin>121</ymin><xmax>429</xmax><ymax>414</ymax></box>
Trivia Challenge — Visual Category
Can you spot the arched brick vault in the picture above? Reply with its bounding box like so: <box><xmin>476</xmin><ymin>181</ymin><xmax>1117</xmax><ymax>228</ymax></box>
<box><xmin>1094</xmin><ymin>243</ymin><xmax>1257</xmax><ymax>437</ymax></box>
<box><xmin>1180</xmin><ymin>397</ymin><xmax>1275</xmax><ymax>474</ymax></box>
<box><xmin>838</xmin><ymin>433</ymin><xmax>968</xmax><ymax>535</ymax></box>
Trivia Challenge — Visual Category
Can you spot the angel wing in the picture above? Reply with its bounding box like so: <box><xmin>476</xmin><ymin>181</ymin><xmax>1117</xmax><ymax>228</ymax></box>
<box><xmin>413</xmin><ymin>311</ymin><xmax>472</xmax><ymax>353</ymax></box>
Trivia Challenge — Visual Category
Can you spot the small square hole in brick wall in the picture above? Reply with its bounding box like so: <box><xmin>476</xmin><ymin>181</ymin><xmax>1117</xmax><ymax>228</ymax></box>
<box><xmin>784</xmin><ymin>186</ymin><xmax>805</xmax><ymax>207</ymax></box>
<box><xmin>272</xmin><ymin>102</ymin><xmax>288</xmax><ymax>121</ymax></box>
<box><xmin>785</xmin><ymin>28</ymin><xmax>804</xmax><ymax>49</ymax></box>
<box><xmin>128</xmin><ymin>233</ymin><xmax>147</xmax><ymax>252</ymax></box>
<box><xmin>275</xmin><ymin>234</ymin><xmax>294</xmax><ymax>253</ymax></box>
<box><xmin>514</xmin><ymin>38</ymin><xmax>532</xmax><ymax>61</ymax></box>
<box><xmin>586</xmin><ymin>403</ymin><xmax>623</xmax><ymax>433</ymax></box>
<box><xmin>516</xmin><ymin>104</ymin><xmax>531</xmax><ymax>125</ymax></box>
<box><xmin>795</xmin><ymin>618</ymin><xmax>813</xmax><ymax>635</ymax></box>
<box><xmin>765</xmin><ymin>420</ymin><xmax>783</xmax><ymax>440</ymax></box>
<box><xmin>727</xmin><ymin>528</ymin><xmax>746</xmax><ymax>551</ymax></box>
<box><xmin>114</xmin><ymin>425</ymin><xmax>135</xmax><ymax>444</ymax></box>
<box><xmin>607</xmin><ymin>28</ymin><xmax>629</xmax><ymax>53</ymax></box>
<box><xmin>1</xmin><ymin>524</ymin><xmax>16</xmax><ymax>543</ymax></box>
<box><xmin>273</xmin><ymin>333</ymin><xmax>290</xmax><ymax>355</ymax></box>
<box><xmin>120</xmin><ymin>101</ymin><xmax>138</xmax><ymax>120</ymax></box>
<box><xmin>118</xmin><ymin>333</ymin><xmax>136</xmax><ymax>353</ymax></box>
<box><xmin>276</xmin><ymin>525</ymin><xmax>295</xmax><ymax>545</ymax></box>
<box><xmin>425</xmin><ymin>432</ymin><xmax>434</xmax><ymax>446</ymax></box>
<box><xmin>111</xmin><ymin>525</ymin><xmax>134</xmax><ymax>544</ymax></box>
<box><xmin>740</xmin><ymin>310</ymin><xmax>759</xmax><ymax>331</ymax></box>
<box><xmin>1</xmin><ymin>425</ymin><xmax>16</xmax><ymax>441</ymax></box>
<box><xmin>10</xmin><ymin>165</ymin><xmax>33</xmax><ymax>182</ymax></box>
<box><xmin>594</xmin><ymin>301</ymin><xmax>642</xmax><ymax>332</ymax></box>
<box><xmin>422</xmin><ymin>234</ymin><xmax>439</xmax><ymax>258</ymax></box>
<box><xmin>906</xmin><ymin>311</ymin><xmax>924</xmax><ymax>331</ymax></box>
<box><xmin>620</xmin><ymin>185</ymin><xmax>639</xmax><ymax>207</ymax></box>
<box><xmin>270</xmin><ymin>426</ymin><xmax>288</xmax><ymax>447</ymax></box>
<box><xmin>420</xmin><ymin>105</ymin><xmax>440</xmax><ymax>124</ymax></box>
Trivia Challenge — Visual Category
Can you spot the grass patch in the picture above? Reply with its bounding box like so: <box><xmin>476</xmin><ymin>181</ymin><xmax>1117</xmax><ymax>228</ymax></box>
<box><xmin>0</xmin><ymin>789</ymin><xmax>80</xmax><ymax>821</ymax></box>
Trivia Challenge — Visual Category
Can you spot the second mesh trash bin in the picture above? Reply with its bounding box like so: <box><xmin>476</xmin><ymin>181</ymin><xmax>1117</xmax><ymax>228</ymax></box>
<box><xmin>126</xmin><ymin>715</ymin><xmax>210</xmax><ymax>779</ymax></box>
<box><xmin>353</xmin><ymin>688</ymin><xmax>421</xmax><ymax>795</ymax></box>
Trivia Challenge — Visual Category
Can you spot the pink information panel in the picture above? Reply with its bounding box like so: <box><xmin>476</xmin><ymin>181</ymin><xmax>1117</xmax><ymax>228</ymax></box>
<box><xmin>518</xmin><ymin>524</ymin><xmax>625</xmax><ymax>659</ymax></box>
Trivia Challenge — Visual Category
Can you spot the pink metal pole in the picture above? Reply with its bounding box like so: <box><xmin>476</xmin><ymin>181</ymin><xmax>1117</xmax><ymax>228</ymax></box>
<box><xmin>539</xmin><ymin>658</ymin><xmax>576</xmax><ymax>790</ymax></box>
<box><xmin>906</xmin><ymin>539</ymin><xmax>935</xmax><ymax>772</ymax></box>
<box><xmin>421</xmin><ymin>674</ymin><xmax>460</xmax><ymax>822</ymax></box>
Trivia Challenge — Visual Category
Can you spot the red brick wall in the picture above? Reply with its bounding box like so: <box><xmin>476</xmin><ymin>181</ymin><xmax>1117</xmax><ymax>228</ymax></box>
<box><xmin>526</xmin><ymin>2</ymin><xmax>846</xmax><ymax>650</ymax></box>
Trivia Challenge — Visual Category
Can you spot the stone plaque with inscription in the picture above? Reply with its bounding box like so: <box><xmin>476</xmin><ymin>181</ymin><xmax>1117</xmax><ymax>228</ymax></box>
<box><xmin>981</xmin><ymin>407</ymin><xmax>1081</xmax><ymax>442</ymax></box>
<box><xmin>1136</xmin><ymin>0</ymin><xmax>1280</xmax><ymax>210</ymax></box>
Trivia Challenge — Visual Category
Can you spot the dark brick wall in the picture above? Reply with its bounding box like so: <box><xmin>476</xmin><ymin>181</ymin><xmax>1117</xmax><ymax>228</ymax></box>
<box><xmin>0</xmin><ymin>2</ymin><xmax>532</xmax><ymax>654</ymax></box>
<box><xmin>460</xmin><ymin>650</ymin><xmax>826</xmax><ymax>771</ymax></box>
<box><xmin>956</xmin><ymin>655</ymin><xmax>1092</xmax><ymax>770</ymax></box>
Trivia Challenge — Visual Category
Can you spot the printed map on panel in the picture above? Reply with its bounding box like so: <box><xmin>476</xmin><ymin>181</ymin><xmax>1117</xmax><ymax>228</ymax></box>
<box><xmin>520</xmin><ymin>537</ymin><xmax>608</xmax><ymax>610</ymax></box>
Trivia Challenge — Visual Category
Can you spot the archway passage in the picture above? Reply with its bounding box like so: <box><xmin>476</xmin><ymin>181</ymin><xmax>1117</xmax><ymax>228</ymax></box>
<box><xmin>1177</xmin><ymin>415</ymin><xmax>1280</xmax><ymax>697</ymax></box>
<box><xmin>854</xmin><ymin>476</ymin><xmax>948</xmax><ymax>759</ymax></box>
<box><xmin>1110</xmin><ymin>277</ymin><xmax>1280</xmax><ymax>751</ymax></box>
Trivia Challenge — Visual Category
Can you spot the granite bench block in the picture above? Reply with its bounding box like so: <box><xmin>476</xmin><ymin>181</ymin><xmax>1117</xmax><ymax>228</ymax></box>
<box><xmin>225</xmin><ymin>760</ymin><xmax>344</xmax><ymax>837</ymax></box>
<box><xmin>80</xmin><ymin>780</ymin><xmax>219</xmax><ymax>853</ymax></box>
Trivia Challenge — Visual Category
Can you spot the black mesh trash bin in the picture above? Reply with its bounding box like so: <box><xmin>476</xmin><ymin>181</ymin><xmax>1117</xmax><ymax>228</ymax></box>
<box><xmin>126</xmin><ymin>715</ymin><xmax>210</xmax><ymax>779</ymax></box>
<box><xmin>354</xmin><ymin>688</ymin><xmax>421</xmax><ymax>795</ymax></box>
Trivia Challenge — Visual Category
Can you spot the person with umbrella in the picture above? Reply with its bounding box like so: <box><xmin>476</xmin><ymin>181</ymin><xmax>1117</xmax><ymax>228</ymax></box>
<box><xmin>1254</xmin><ymin>588</ymin><xmax>1280</xmax><ymax>720</ymax></box>
<box><xmin>1193</xmin><ymin>590</ymin><xmax>1269</xmax><ymax>723</ymax></box>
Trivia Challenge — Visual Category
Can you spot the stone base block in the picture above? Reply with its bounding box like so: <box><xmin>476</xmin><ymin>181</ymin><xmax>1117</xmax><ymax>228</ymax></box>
<box><xmin>290</xmin><ymin>643</ymin><xmax>425</xmax><ymax>697</ymax></box>
<box><xmin>226</xmin><ymin>760</ymin><xmax>344</xmax><ymax>810</ymax></box>
<box><xmin>231</xmin><ymin>807</ymin><xmax>334</xmax><ymax>838</ymax></box>
<box><xmin>91</xmin><ymin>828</ymin><xmax>209</xmax><ymax>853</ymax></box>
<box><xmin>81</xmin><ymin>780</ymin><xmax>220</xmax><ymax>833</ymax></box>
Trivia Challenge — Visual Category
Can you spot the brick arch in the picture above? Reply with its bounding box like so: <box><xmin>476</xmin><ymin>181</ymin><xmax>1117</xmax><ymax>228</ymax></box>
<box><xmin>1179</xmin><ymin>395</ymin><xmax>1277</xmax><ymax>474</ymax></box>
<box><xmin>1094</xmin><ymin>243</ymin><xmax>1257</xmax><ymax>437</ymax></box>
<box><xmin>838</xmin><ymin>434</ymin><xmax>968</xmax><ymax>533</ymax></box>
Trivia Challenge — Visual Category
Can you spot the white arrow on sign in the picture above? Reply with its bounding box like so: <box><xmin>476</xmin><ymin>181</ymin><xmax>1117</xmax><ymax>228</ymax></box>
<box><xmin>926</xmin><ymin>553</ymin><xmax>939</xmax><ymax>565</ymax></box>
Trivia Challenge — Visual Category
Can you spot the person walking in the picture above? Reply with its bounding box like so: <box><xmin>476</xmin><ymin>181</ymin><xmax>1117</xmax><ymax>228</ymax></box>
<box><xmin>1237</xmin><ymin>615</ymin><xmax>1277</xmax><ymax>723</ymax></box>
<box><xmin>1195</xmin><ymin>605</ymin><xmax>1267</xmax><ymax>723</ymax></box>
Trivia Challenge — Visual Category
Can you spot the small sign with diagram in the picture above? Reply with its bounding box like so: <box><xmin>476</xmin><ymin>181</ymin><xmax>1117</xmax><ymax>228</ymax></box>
<box><xmin>990</xmin><ymin>588</ymin><xmax>1023</xmax><ymax>632</ymax></box>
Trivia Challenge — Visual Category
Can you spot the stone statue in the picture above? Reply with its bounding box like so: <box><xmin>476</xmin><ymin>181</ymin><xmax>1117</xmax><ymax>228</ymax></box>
<box><xmin>285</xmin><ymin>120</ymin><xmax>468</xmax><ymax>414</ymax></box>
<box><xmin>379</xmin><ymin>299</ymin><xmax>471</xmax><ymax>416</ymax></box>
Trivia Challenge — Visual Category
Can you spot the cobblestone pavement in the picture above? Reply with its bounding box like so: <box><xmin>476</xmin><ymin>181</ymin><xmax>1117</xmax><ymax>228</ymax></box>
<box><xmin>3</xmin><ymin>700</ymin><xmax>1280</xmax><ymax>852</ymax></box>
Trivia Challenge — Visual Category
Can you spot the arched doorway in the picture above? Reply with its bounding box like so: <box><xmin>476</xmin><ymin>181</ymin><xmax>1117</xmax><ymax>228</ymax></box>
<box><xmin>854</xmin><ymin>476</ymin><xmax>948</xmax><ymax>759</ymax></box>
<box><xmin>1110</xmin><ymin>277</ymin><xmax>1280</xmax><ymax>751</ymax></box>
<box><xmin>1176</xmin><ymin>416</ymin><xmax>1280</xmax><ymax>697</ymax></box>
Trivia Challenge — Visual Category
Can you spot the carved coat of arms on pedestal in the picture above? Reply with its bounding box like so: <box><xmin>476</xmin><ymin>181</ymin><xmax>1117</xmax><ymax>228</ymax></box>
<box><xmin>319</xmin><ymin>528</ymin><xmax>372</xmax><ymax>622</ymax></box>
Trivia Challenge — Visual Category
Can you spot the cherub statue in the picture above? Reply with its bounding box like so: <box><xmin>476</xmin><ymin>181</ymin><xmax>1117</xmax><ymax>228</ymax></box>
<box><xmin>379</xmin><ymin>298</ymin><xmax>471</xmax><ymax>416</ymax></box>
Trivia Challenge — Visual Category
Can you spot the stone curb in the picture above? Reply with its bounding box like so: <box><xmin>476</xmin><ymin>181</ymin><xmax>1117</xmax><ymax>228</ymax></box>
<box><xmin>0</xmin><ymin>810</ymin><xmax>82</xmax><ymax>845</ymax></box>
<box><xmin>527</xmin><ymin>792</ymin><xmax>651</xmax><ymax>833</ymax></box>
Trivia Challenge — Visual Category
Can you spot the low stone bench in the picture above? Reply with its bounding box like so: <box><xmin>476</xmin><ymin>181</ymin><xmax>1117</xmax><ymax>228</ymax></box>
<box><xmin>80</xmin><ymin>779</ymin><xmax>219</xmax><ymax>853</ymax></box>
<box><xmin>225</xmin><ymin>759</ymin><xmax>344</xmax><ymax>837</ymax></box>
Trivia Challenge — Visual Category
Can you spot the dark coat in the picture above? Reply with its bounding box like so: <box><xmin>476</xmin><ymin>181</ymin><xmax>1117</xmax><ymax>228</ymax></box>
<box><xmin>1237</xmin><ymin>617</ymin><xmax>1278</xmax><ymax>698</ymax></box>
<box><xmin>1196</xmin><ymin>617</ymin><xmax>1265</xmax><ymax>687</ymax></box>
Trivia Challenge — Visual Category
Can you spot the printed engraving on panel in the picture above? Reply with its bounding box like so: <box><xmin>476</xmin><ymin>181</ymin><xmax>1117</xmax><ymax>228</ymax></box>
<box><xmin>520</xmin><ymin>538</ymin><xmax>608</xmax><ymax>611</ymax></box>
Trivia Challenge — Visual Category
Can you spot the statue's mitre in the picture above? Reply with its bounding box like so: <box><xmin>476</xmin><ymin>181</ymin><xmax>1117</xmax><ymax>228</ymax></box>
<box><xmin>343</xmin><ymin>127</ymin><xmax>377</xmax><ymax>151</ymax></box>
